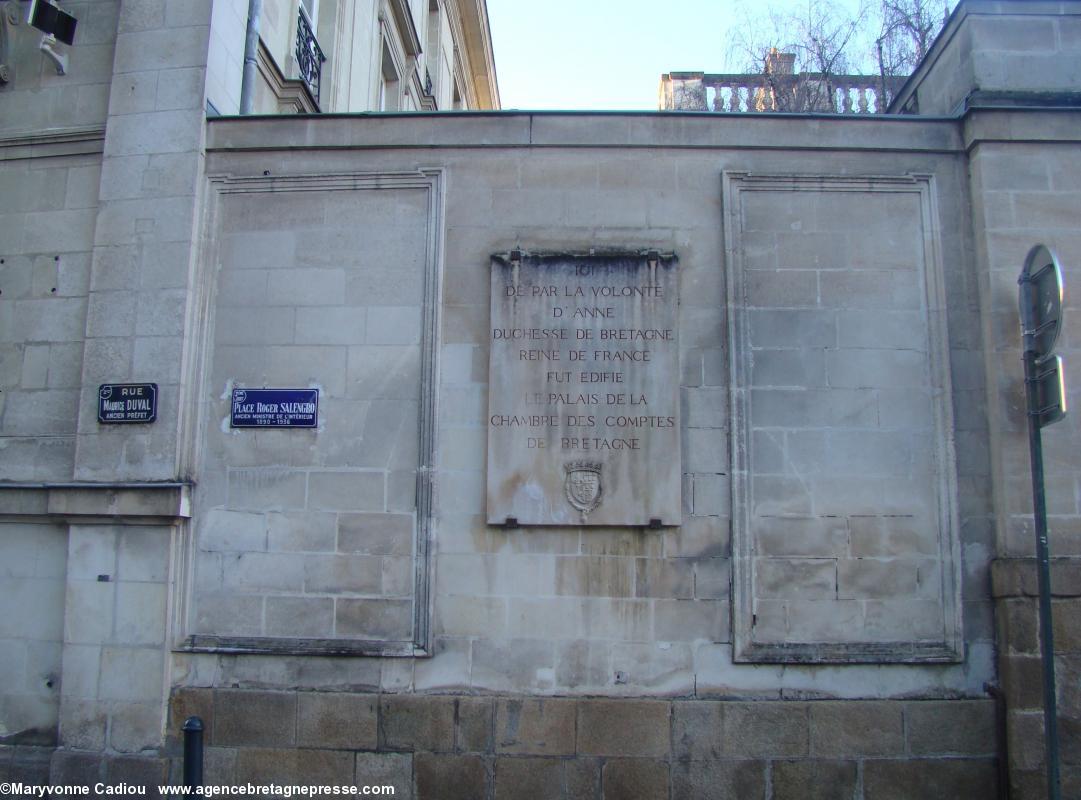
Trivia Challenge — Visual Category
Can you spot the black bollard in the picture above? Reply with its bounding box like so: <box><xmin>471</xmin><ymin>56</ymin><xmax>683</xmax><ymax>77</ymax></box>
<box><xmin>182</xmin><ymin>716</ymin><xmax>204</xmax><ymax>788</ymax></box>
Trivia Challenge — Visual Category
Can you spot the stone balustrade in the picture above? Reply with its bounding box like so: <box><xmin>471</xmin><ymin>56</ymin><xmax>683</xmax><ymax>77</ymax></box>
<box><xmin>659</xmin><ymin>71</ymin><xmax>904</xmax><ymax>114</ymax></box>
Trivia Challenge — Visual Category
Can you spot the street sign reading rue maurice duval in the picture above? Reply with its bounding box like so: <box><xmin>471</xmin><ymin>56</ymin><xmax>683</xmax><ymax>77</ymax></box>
<box><xmin>97</xmin><ymin>383</ymin><xmax>157</xmax><ymax>424</ymax></box>
<box><xmin>230</xmin><ymin>388</ymin><xmax>319</xmax><ymax>428</ymax></box>
<box><xmin>487</xmin><ymin>251</ymin><xmax>681</xmax><ymax>527</ymax></box>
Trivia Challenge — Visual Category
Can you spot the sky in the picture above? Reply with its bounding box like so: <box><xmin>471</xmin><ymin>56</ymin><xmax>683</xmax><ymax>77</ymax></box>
<box><xmin>486</xmin><ymin>0</ymin><xmax>882</xmax><ymax>111</ymax></box>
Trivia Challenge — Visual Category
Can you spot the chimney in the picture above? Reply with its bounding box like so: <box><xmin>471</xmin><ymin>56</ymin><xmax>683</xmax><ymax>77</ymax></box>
<box><xmin>765</xmin><ymin>48</ymin><xmax>796</xmax><ymax>75</ymax></box>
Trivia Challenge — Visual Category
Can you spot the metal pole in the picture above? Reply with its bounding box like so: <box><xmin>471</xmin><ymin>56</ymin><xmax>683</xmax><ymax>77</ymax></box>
<box><xmin>182</xmin><ymin>716</ymin><xmax>204</xmax><ymax>789</ymax></box>
<box><xmin>1023</xmin><ymin>349</ymin><xmax>1062</xmax><ymax>800</ymax></box>
<box><xmin>239</xmin><ymin>0</ymin><xmax>263</xmax><ymax>114</ymax></box>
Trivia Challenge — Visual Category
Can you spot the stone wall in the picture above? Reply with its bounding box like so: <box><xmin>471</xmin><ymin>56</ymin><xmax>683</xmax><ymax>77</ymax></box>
<box><xmin>0</xmin><ymin>524</ymin><xmax>67</xmax><ymax>746</ymax></box>
<box><xmin>190</xmin><ymin>116</ymin><xmax>992</xmax><ymax>701</ymax></box>
<box><xmin>967</xmin><ymin>123</ymin><xmax>1081</xmax><ymax>558</ymax></box>
<box><xmin>894</xmin><ymin>2</ymin><xmax>1081</xmax><ymax>114</ymax></box>
<box><xmin>164</xmin><ymin>688</ymin><xmax>997</xmax><ymax>800</ymax></box>
<box><xmin>0</xmin><ymin>126</ymin><xmax>103</xmax><ymax>482</ymax></box>
<box><xmin>993</xmin><ymin>558</ymin><xmax>1081</xmax><ymax>798</ymax></box>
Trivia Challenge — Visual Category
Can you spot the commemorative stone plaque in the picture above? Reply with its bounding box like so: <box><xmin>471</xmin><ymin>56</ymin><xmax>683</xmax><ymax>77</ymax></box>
<box><xmin>487</xmin><ymin>252</ymin><xmax>681</xmax><ymax>527</ymax></box>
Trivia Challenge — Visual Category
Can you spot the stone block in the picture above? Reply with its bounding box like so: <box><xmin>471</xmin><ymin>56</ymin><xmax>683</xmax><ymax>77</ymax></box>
<box><xmin>565</xmin><ymin>757</ymin><xmax>602</xmax><ymax>800</ymax></box>
<box><xmin>267</xmin><ymin>511</ymin><xmax>338</xmax><ymax>553</ymax></box>
<box><xmin>748</xmin><ymin>309</ymin><xmax>837</xmax><ymax>349</ymax></box>
<box><xmin>355</xmin><ymin>753</ymin><xmax>413</xmax><ymax>799</ymax></box>
<box><xmin>338</xmin><ymin>513</ymin><xmax>414</xmax><ymax>556</ymax></box>
<box><xmin>555</xmin><ymin>639</ymin><xmax>612</xmax><ymax>690</ymax></box>
<box><xmin>213</xmin><ymin>690</ymin><xmax>297</xmax><ymax>747</ymax></box>
<box><xmin>672</xmin><ymin>701</ymin><xmax>722</xmax><ymax>761</ymax></box>
<box><xmin>109</xmin><ymin>701</ymin><xmax>164</xmax><ymax>753</ymax></box>
<box><xmin>772</xmin><ymin>760</ymin><xmax>856</xmax><ymax>800</ymax></box>
<box><xmin>691</xmin><ymin>474</ymin><xmax>730</xmax><ymax>518</ymax></box>
<box><xmin>50</xmin><ymin>751</ymin><xmax>105</xmax><ymax>786</ymax></box>
<box><xmin>234</xmin><ymin>748</ymin><xmax>354</xmax><ymax>785</ymax></box>
<box><xmin>367</xmin><ymin>307</ymin><xmax>421</xmax><ymax>345</ymax></box>
<box><xmin>193</xmin><ymin>593</ymin><xmax>262</xmax><ymax>636</ymax></box>
<box><xmin>494</xmin><ymin>757</ymin><xmax>563</xmax><ymax>800</ymax></box>
<box><xmin>114</xmin><ymin>582</ymin><xmax>167</xmax><ymax>645</ymax></box>
<box><xmin>303</xmin><ymin>555</ymin><xmax>383</xmax><ymax>594</ymax></box>
<box><xmin>414</xmin><ymin>754</ymin><xmax>489</xmax><ymax>800</ymax></box>
<box><xmin>201</xmin><ymin>509</ymin><xmax>267</xmax><ymax>553</ymax></box>
<box><xmin>380</xmin><ymin>695</ymin><xmax>455</xmax><ymax>752</ymax></box>
<box><xmin>722</xmin><ymin>702</ymin><xmax>808</xmax><ymax>758</ymax></box>
<box><xmin>610</xmin><ymin>641</ymin><xmax>694</xmax><ymax>695</ymax></box>
<box><xmin>751</xmin><ymin>348</ymin><xmax>827</xmax><ymax>388</ymax></box>
<box><xmin>664</xmin><ymin>516</ymin><xmax>728</xmax><ymax>559</ymax></box>
<box><xmin>266</xmin><ymin>268</ymin><xmax>346</xmax><ymax>308</ymax></box>
<box><xmin>105</xmin><ymin>756</ymin><xmax>169</xmax><ymax>798</ymax></box>
<box><xmin>1001</xmin><ymin>654</ymin><xmax>1045</xmax><ymax>711</ymax></box>
<box><xmin>603</xmin><ymin>759</ymin><xmax>669</xmax><ymax>800</ymax></box>
<box><xmin>809</xmin><ymin>702</ymin><xmax>904</xmax><ymax>757</ymax></box>
<box><xmin>227</xmin><ymin>470</ymin><xmax>307</xmax><ymax>511</ymax></box>
<box><xmin>336</xmin><ymin>599</ymin><xmax>412</xmax><ymax>640</ymax></box>
<box><xmin>7</xmin><ymin>748</ymin><xmax>52</xmax><ymax>786</ymax></box>
<box><xmin>836</xmin><ymin>559</ymin><xmax>920</xmax><ymax>600</ymax></box>
<box><xmin>222</xmin><ymin>551</ymin><xmax>305</xmax><ymax>593</ymax></box>
<box><xmin>167</xmin><ymin>688</ymin><xmax>213</xmax><ymax>748</ymax></box>
<box><xmin>863</xmin><ymin>758</ymin><xmax>997</xmax><ymax>800</ymax></box>
<box><xmin>1053</xmin><ymin>599</ymin><xmax>1081</xmax><ymax>652</ymax></box>
<box><xmin>654</xmin><ymin>599</ymin><xmax>728</xmax><ymax>643</ymax></box>
<box><xmin>579</xmin><ymin>599</ymin><xmax>652</xmax><ymax>643</ymax></box>
<box><xmin>693</xmin><ymin>558</ymin><xmax>730</xmax><ymax>600</ymax></box>
<box><xmin>99</xmin><ymin>647</ymin><xmax>163</xmax><ymax>702</ymax></box>
<box><xmin>434</xmin><ymin>595</ymin><xmax>507</xmax><ymax>638</ymax></box>
<box><xmin>743</xmin><ymin>270</ymin><xmax>817</xmax><ymax>309</ymax></box>
<box><xmin>754</xmin><ymin>517</ymin><xmax>848</xmax><ymax>558</ymax></box>
<box><xmin>750</xmin><ymin>476</ymin><xmax>812</xmax><ymax>517</ymax></box>
<box><xmin>494</xmin><ymin>698</ymin><xmax>576</xmax><ymax>756</ymax></box>
<box><xmin>457</xmin><ymin>697</ymin><xmax>494</xmax><ymax>753</ymax></box>
<box><xmin>671</xmin><ymin>759</ymin><xmax>765</xmax><ymax>800</ymax></box>
<box><xmin>750</xmin><ymin>388</ymin><xmax>877</xmax><ymax>429</ymax></box>
<box><xmin>471</xmin><ymin>638</ymin><xmax>558</xmax><ymax>693</ymax></box>
<box><xmin>202</xmin><ymin>747</ymin><xmax>237</xmax><ymax>785</ymax></box>
<box><xmin>308</xmin><ymin>472</ymin><xmax>385</xmax><ymax>512</ymax></box>
<box><xmin>1007</xmin><ymin>711</ymin><xmax>1045</xmax><ymax>772</ymax></box>
<box><xmin>117</xmin><ymin>529</ymin><xmax>170</xmax><ymax>582</ymax></box>
<box><xmin>58</xmin><ymin>697</ymin><xmax>107</xmax><ymax>751</ymax></box>
<box><xmin>905</xmin><ymin>700</ymin><xmax>996</xmax><ymax>755</ymax></box>
<box><xmin>849</xmin><ymin>516</ymin><xmax>937</xmax><ymax>557</ymax></box>
<box><xmin>297</xmin><ymin>692</ymin><xmax>377</xmax><ymax>750</ymax></box>
<box><xmin>577</xmin><ymin>700</ymin><xmax>669</xmax><ymax>758</ymax></box>
<box><xmin>826</xmin><ymin>349</ymin><xmax>926</xmax><ymax>389</ymax></box>
<box><xmin>754</xmin><ymin>558</ymin><xmax>835</xmax><ymax>600</ymax></box>
<box><xmin>506</xmin><ymin>597</ymin><xmax>582</xmax><ymax>639</ymax></box>
<box><xmin>635</xmin><ymin>558</ymin><xmax>694</xmax><ymax>599</ymax></box>
<box><xmin>554</xmin><ymin>556</ymin><xmax>634</xmax><ymax>599</ymax></box>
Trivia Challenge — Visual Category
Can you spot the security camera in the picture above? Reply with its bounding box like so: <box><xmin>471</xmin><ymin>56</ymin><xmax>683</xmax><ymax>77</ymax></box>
<box><xmin>27</xmin><ymin>0</ymin><xmax>76</xmax><ymax>75</ymax></box>
<box><xmin>28</xmin><ymin>0</ymin><xmax>76</xmax><ymax>45</ymax></box>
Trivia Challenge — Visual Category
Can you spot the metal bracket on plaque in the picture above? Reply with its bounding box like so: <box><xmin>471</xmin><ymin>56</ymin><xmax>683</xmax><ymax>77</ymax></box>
<box><xmin>648</xmin><ymin>518</ymin><xmax>663</xmax><ymax>529</ymax></box>
<box><xmin>502</xmin><ymin>517</ymin><xmax>518</xmax><ymax>530</ymax></box>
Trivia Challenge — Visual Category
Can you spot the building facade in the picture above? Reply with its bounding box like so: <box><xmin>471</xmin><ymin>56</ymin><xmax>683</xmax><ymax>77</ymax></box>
<box><xmin>1</xmin><ymin>1</ymin><xmax>1080</xmax><ymax>797</ymax></box>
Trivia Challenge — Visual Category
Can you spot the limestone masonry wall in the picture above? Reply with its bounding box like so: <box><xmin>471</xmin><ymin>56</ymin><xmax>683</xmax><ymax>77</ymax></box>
<box><xmin>2</xmin><ymin>2</ymin><xmax>1081</xmax><ymax>797</ymax></box>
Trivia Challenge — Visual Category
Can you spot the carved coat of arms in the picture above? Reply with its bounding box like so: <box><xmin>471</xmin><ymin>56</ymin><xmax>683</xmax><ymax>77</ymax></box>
<box><xmin>564</xmin><ymin>461</ymin><xmax>603</xmax><ymax>515</ymax></box>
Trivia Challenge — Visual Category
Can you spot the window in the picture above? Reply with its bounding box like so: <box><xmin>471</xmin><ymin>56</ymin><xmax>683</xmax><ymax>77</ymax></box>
<box><xmin>379</xmin><ymin>42</ymin><xmax>400</xmax><ymax>111</ymax></box>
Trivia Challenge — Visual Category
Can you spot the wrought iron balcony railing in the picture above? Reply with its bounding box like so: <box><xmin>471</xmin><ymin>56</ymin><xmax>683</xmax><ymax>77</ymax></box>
<box><xmin>295</xmin><ymin>8</ymin><xmax>326</xmax><ymax>107</ymax></box>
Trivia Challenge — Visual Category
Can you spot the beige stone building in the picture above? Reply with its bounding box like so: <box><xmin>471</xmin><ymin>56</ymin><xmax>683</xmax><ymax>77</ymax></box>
<box><xmin>1</xmin><ymin>1</ymin><xmax>1080</xmax><ymax>798</ymax></box>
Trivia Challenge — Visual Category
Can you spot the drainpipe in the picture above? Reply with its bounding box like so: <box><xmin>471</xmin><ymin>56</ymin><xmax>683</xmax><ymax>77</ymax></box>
<box><xmin>239</xmin><ymin>0</ymin><xmax>262</xmax><ymax>114</ymax></box>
